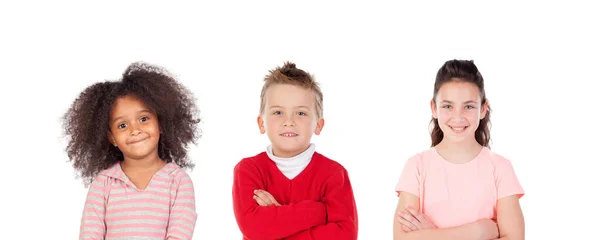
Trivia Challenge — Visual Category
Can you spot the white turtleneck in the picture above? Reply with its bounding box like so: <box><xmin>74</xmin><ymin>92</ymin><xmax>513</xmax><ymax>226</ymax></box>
<box><xmin>266</xmin><ymin>143</ymin><xmax>316</xmax><ymax>180</ymax></box>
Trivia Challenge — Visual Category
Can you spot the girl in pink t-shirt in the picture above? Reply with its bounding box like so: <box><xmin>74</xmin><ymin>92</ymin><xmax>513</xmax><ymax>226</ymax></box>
<box><xmin>393</xmin><ymin>60</ymin><xmax>525</xmax><ymax>240</ymax></box>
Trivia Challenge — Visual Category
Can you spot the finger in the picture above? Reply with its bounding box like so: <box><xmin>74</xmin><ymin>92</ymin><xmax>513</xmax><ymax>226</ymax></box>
<box><xmin>399</xmin><ymin>210</ymin><xmax>421</xmax><ymax>229</ymax></box>
<box><xmin>257</xmin><ymin>190</ymin><xmax>280</xmax><ymax>206</ymax></box>
<box><xmin>397</xmin><ymin>216</ymin><xmax>417</xmax><ymax>231</ymax></box>
<box><xmin>253</xmin><ymin>195</ymin><xmax>269</xmax><ymax>206</ymax></box>
<box><xmin>264</xmin><ymin>192</ymin><xmax>281</xmax><ymax>206</ymax></box>
<box><xmin>254</xmin><ymin>190</ymin><xmax>274</xmax><ymax>205</ymax></box>
<box><xmin>396</xmin><ymin>212</ymin><xmax>418</xmax><ymax>231</ymax></box>
<box><xmin>254</xmin><ymin>191</ymin><xmax>274</xmax><ymax>206</ymax></box>
<box><xmin>405</xmin><ymin>207</ymin><xmax>428</xmax><ymax>224</ymax></box>
<box><xmin>401</xmin><ymin>225</ymin><xmax>412</xmax><ymax>232</ymax></box>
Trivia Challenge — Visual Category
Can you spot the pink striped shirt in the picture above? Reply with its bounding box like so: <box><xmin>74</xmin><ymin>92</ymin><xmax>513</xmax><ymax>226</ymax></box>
<box><xmin>79</xmin><ymin>162</ymin><xmax>197</xmax><ymax>240</ymax></box>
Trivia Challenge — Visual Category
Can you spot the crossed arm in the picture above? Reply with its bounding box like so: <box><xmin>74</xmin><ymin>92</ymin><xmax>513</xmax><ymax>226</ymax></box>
<box><xmin>232</xmin><ymin>162</ymin><xmax>358</xmax><ymax>240</ymax></box>
<box><xmin>393</xmin><ymin>192</ymin><xmax>524</xmax><ymax>240</ymax></box>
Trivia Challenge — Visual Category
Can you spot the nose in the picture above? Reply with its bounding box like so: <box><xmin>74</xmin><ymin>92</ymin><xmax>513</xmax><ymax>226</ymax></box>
<box><xmin>129</xmin><ymin>123</ymin><xmax>142</xmax><ymax>136</ymax></box>
<box><xmin>450</xmin><ymin>107</ymin><xmax>468</xmax><ymax>120</ymax></box>
<box><xmin>283</xmin><ymin>114</ymin><xmax>296</xmax><ymax>127</ymax></box>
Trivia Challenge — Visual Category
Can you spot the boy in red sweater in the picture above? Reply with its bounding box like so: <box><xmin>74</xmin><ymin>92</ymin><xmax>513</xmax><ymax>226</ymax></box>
<box><xmin>232</xmin><ymin>62</ymin><xmax>359</xmax><ymax>240</ymax></box>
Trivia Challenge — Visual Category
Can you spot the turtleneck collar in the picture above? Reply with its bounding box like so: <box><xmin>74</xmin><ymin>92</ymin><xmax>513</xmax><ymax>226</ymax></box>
<box><xmin>266</xmin><ymin>143</ymin><xmax>316</xmax><ymax>180</ymax></box>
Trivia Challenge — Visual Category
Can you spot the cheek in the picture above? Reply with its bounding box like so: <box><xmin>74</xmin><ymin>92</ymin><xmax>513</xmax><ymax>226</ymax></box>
<box><xmin>265</xmin><ymin>117</ymin><xmax>280</xmax><ymax>127</ymax></box>
<box><xmin>146</xmin><ymin>123</ymin><xmax>161</xmax><ymax>136</ymax></box>
<box><xmin>264</xmin><ymin>117</ymin><xmax>280</xmax><ymax>132</ymax></box>
<box><xmin>466</xmin><ymin>110</ymin><xmax>481</xmax><ymax>121</ymax></box>
<box><xmin>113</xmin><ymin>132</ymin><xmax>127</xmax><ymax>144</ymax></box>
<box><xmin>437</xmin><ymin>110</ymin><xmax>451</xmax><ymax>122</ymax></box>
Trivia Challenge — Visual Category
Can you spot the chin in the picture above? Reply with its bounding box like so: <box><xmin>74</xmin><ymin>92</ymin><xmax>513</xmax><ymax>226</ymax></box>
<box><xmin>123</xmin><ymin>148</ymin><xmax>156</xmax><ymax>160</ymax></box>
<box><xmin>444</xmin><ymin>134</ymin><xmax>474</xmax><ymax>144</ymax></box>
<box><xmin>274</xmin><ymin>144</ymin><xmax>307</xmax><ymax>154</ymax></box>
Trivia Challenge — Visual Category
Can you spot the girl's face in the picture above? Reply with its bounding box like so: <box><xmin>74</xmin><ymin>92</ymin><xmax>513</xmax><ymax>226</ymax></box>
<box><xmin>431</xmin><ymin>80</ymin><xmax>488</xmax><ymax>144</ymax></box>
<box><xmin>108</xmin><ymin>95</ymin><xmax>161</xmax><ymax>161</ymax></box>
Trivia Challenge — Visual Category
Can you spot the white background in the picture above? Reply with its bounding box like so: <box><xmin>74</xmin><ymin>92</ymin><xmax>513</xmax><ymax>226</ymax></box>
<box><xmin>1</xmin><ymin>1</ymin><xmax>598</xmax><ymax>239</ymax></box>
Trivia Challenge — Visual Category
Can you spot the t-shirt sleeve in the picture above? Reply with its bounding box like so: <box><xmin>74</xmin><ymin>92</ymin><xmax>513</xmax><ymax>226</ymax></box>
<box><xmin>395</xmin><ymin>156</ymin><xmax>420</xmax><ymax>197</ymax></box>
<box><xmin>494</xmin><ymin>157</ymin><xmax>525</xmax><ymax>199</ymax></box>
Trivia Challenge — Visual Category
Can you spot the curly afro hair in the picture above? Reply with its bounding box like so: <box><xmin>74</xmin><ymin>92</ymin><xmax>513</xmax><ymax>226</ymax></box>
<box><xmin>63</xmin><ymin>61</ymin><xmax>201</xmax><ymax>186</ymax></box>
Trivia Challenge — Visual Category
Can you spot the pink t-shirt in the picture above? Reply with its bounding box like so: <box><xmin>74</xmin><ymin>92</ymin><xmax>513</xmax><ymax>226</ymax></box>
<box><xmin>395</xmin><ymin>147</ymin><xmax>524</xmax><ymax>228</ymax></box>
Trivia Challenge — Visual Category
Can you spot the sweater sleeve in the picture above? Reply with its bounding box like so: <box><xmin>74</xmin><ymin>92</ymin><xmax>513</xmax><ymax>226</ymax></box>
<box><xmin>232</xmin><ymin>159</ymin><xmax>327</xmax><ymax>240</ymax></box>
<box><xmin>284</xmin><ymin>168</ymin><xmax>359</xmax><ymax>240</ymax></box>
<box><xmin>166</xmin><ymin>172</ymin><xmax>198</xmax><ymax>240</ymax></box>
<box><xmin>79</xmin><ymin>176</ymin><xmax>107</xmax><ymax>240</ymax></box>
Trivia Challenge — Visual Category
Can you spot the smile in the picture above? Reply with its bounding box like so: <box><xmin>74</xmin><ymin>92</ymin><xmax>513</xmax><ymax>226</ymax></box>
<box><xmin>128</xmin><ymin>137</ymin><xmax>149</xmax><ymax>144</ymax></box>
<box><xmin>449</xmin><ymin>126</ymin><xmax>468</xmax><ymax>134</ymax></box>
<box><xmin>280</xmin><ymin>133</ymin><xmax>298</xmax><ymax>137</ymax></box>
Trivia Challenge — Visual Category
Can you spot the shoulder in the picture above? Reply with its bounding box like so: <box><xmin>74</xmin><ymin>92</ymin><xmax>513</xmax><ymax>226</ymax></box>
<box><xmin>94</xmin><ymin>162</ymin><xmax>122</xmax><ymax>183</ymax></box>
<box><xmin>166</xmin><ymin>163</ymin><xmax>191</xmax><ymax>179</ymax></box>
<box><xmin>233</xmin><ymin>152</ymin><xmax>274</xmax><ymax>175</ymax></box>
<box><xmin>233</xmin><ymin>152</ymin><xmax>270</xmax><ymax>173</ymax></box>
<box><xmin>312</xmin><ymin>152</ymin><xmax>355</xmax><ymax>186</ymax></box>
<box><xmin>403</xmin><ymin>148</ymin><xmax>437</xmax><ymax>168</ymax></box>
<box><xmin>484</xmin><ymin>148</ymin><xmax>516</xmax><ymax>169</ymax></box>
<box><xmin>163</xmin><ymin>162</ymin><xmax>196</xmax><ymax>189</ymax></box>
<box><xmin>313</xmin><ymin>152</ymin><xmax>347</xmax><ymax>173</ymax></box>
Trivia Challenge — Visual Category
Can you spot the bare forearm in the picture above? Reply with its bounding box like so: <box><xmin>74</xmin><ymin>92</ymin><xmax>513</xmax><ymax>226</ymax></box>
<box><xmin>493</xmin><ymin>235</ymin><xmax>524</xmax><ymax>240</ymax></box>
<box><xmin>396</xmin><ymin>223</ymin><xmax>482</xmax><ymax>240</ymax></box>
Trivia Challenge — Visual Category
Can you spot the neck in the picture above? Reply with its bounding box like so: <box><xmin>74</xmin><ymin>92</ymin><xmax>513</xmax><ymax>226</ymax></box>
<box><xmin>436</xmin><ymin>138</ymin><xmax>483</xmax><ymax>163</ymax></box>
<box><xmin>272</xmin><ymin>144</ymin><xmax>311</xmax><ymax>158</ymax></box>
<box><xmin>121</xmin><ymin>153</ymin><xmax>165</xmax><ymax>172</ymax></box>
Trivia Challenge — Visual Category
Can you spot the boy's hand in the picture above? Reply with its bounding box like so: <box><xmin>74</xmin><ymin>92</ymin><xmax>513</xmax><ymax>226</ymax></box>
<box><xmin>253</xmin><ymin>189</ymin><xmax>281</xmax><ymax>206</ymax></box>
<box><xmin>396</xmin><ymin>206</ymin><xmax>436</xmax><ymax>232</ymax></box>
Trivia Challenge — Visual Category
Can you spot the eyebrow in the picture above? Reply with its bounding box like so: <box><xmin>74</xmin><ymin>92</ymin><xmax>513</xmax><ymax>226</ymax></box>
<box><xmin>269</xmin><ymin>105</ymin><xmax>311</xmax><ymax>109</ymax></box>
<box><xmin>111</xmin><ymin>110</ymin><xmax>152</xmax><ymax>124</ymax></box>
<box><xmin>440</xmin><ymin>100</ymin><xmax>478</xmax><ymax>104</ymax></box>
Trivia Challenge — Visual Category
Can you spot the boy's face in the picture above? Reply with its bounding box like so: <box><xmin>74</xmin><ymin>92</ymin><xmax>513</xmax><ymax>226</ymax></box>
<box><xmin>431</xmin><ymin>80</ymin><xmax>487</xmax><ymax>144</ymax></box>
<box><xmin>108</xmin><ymin>95</ymin><xmax>161</xmax><ymax>161</ymax></box>
<box><xmin>258</xmin><ymin>84</ymin><xmax>324</xmax><ymax>158</ymax></box>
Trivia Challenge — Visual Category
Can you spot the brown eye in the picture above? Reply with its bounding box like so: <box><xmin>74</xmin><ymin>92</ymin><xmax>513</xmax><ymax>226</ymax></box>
<box><xmin>140</xmin><ymin>116</ymin><xmax>149</xmax><ymax>122</ymax></box>
<box><xmin>118</xmin><ymin>123</ymin><xmax>127</xmax><ymax>129</ymax></box>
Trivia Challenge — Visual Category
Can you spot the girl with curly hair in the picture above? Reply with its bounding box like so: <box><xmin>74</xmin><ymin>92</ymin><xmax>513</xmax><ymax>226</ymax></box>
<box><xmin>63</xmin><ymin>62</ymin><xmax>201</xmax><ymax>240</ymax></box>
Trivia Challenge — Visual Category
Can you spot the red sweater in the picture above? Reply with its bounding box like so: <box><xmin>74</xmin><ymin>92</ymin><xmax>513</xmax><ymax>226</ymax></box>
<box><xmin>232</xmin><ymin>151</ymin><xmax>359</xmax><ymax>240</ymax></box>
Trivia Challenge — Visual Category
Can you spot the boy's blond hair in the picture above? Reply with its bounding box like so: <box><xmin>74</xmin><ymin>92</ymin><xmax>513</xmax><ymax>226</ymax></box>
<box><xmin>260</xmin><ymin>62</ymin><xmax>324</xmax><ymax>118</ymax></box>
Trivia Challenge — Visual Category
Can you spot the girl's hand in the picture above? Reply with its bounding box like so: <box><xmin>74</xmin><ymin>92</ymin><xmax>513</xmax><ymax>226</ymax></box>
<box><xmin>475</xmin><ymin>219</ymin><xmax>499</xmax><ymax>240</ymax></box>
<box><xmin>253</xmin><ymin>189</ymin><xmax>281</xmax><ymax>206</ymax></box>
<box><xmin>396</xmin><ymin>206</ymin><xmax>436</xmax><ymax>232</ymax></box>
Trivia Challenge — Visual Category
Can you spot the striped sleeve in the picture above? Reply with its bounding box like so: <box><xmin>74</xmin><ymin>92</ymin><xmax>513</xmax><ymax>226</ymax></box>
<box><xmin>79</xmin><ymin>175</ymin><xmax>107</xmax><ymax>240</ymax></box>
<box><xmin>165</xmin><ymin>171</ymin><xmax>197</xmax><ymax>240</ymax></box>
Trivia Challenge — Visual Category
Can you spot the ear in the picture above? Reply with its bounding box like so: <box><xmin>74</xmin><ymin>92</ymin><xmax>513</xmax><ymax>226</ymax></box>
<box><xmin>430</xmin><ymin>99</ymin><xmax>438</xmax><ymax>119</ymax></box>
<box><xmin>314</xmin><ymin>118</ymin><xmax>325</xmax><ymax>135</ymax></box>
<box><xmin>257</xmin><ymin>116</ymin><xmax>266</xmax><ymax>134</ymax></box>
<box><xmin>481</xmin><ymin>99</ymin><xmax>489</xmax><ymax>119</ymax></box>
<box><xmin>107</xmin><ymin>132</ymin><xmax>117</xmax><ymax>147</ymax></box>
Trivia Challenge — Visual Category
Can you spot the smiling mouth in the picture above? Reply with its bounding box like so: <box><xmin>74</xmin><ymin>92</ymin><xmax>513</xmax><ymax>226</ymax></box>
<box><xmin>280</xmin><ymin>133</ymin><xmax>298</xmax><ymax>137</ymax></box>
<box><xmin>128</xmin><ymin>137</ymin><xmax>149</xmax><ymax>144</ymax></box>
<box><xmin>449</xmin><ymin>126</ymin><xmax>468</xmax><ymax>133</ymax></box>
